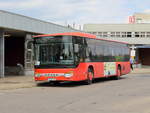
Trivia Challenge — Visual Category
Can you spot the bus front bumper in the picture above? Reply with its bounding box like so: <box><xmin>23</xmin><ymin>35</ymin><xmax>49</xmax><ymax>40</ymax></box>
<box><xmin>34</xmin><ymin>72</ymin><xmax>74</xmax><ymax>82</ymax></box>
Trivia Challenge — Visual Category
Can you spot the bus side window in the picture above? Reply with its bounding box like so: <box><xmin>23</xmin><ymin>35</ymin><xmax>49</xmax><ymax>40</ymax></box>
<box><xmin>125</xmin><ymin>47</ymin><xmax>130</xmax><ymax>61</ymax></box>
<box><xmin>85</xmin><ymin>47</ymin><xmax>90</xmax><ymax>61</ymax></box>
<box><xmin>74</xmin><ymin>44</ymin><xmax>79</xmax><ymax>53</ymax></box>
<box><xmin>104</xmin><ymin>44</ymin><xmax>109</xmax><ymax>62</ymax></box>
<box><xmin>73</xmin><ymin>37</ymin><xmax>84</xmax><ymax>63</ymax></box>
<box><xmin>111</xmin><ymin>46</ymin><xmax>115</xmax><ymax>62</ymax></box>
<box><xmin>85</xmin><ymin>38</ymin><xmax>96</xmax><ymax>62</ymax></box>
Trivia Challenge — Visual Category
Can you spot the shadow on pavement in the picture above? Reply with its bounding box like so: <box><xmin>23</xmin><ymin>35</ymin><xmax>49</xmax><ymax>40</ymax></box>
<box><xmin>36</xmin><ymin>76</ymin><xmax>127</xmax><ymax>88</ymax></box>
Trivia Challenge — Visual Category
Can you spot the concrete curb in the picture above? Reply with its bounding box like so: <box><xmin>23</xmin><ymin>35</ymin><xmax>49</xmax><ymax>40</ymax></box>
<box><xmin>130</xmin><ymin>68</ymin><xmax>150</xmax><ymax>74</ymax></box>
<box><xmin>0</xmin><ymin>83</ymin><xmax>36</xmax><ymax>90</ymax></box>
<box><xmin>0</xmin><ymin>76</ymin><xmax>36</xmax><ymax>90</ymax></box>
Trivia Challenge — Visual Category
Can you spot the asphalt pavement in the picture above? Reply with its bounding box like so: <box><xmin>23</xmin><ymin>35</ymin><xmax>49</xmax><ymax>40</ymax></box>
<box><xmin>0</xmin><ymin>68</ymin><xmax>150</xmax><ymax>113</ymax></box>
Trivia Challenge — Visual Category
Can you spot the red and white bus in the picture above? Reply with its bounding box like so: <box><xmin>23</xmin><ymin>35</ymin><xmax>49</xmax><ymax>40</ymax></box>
<box><xmin>33</xmin><ymin>32</ymin><xmax>131</xmax><ymax>84</ymax></box>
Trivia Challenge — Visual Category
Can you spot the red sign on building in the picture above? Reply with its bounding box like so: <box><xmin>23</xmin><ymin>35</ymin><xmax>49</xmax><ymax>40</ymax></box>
<box><xmin>129</xmin><ymin>16</ymin><xmax>135</xmax><ymax>24</ymax></box>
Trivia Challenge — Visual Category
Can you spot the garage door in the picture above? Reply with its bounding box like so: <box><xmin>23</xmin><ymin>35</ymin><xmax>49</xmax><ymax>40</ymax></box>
<box><xmin>139</xmin><ymin>48</ymin><xmax>150</xmax><ymax>65</ymax></box>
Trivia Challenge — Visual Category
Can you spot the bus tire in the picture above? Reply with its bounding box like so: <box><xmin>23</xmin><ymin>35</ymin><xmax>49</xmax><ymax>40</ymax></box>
<box><xmin>85</xmin><ymin>68</ymin><xmax>94</xmax><ymax>85</ymax></box>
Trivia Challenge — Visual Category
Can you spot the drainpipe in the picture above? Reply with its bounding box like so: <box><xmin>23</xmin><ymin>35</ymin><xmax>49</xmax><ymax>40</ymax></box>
<box><xmin>0</xmin><ymin>29</ymin><xmax>4</xmax><ymax>78</ymax></box>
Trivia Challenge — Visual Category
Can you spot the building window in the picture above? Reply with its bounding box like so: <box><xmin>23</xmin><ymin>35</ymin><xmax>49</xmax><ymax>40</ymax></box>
<box><xmin>110</xmin><ymin>32</ymin><xmax>115</xmax><ymax>37</ymax></box>
<box><xmin>121</xmin><ymin>32</ymin><xmax>127</xmax><ymax>37</ymax></box>
<box><xmin>135</xmin><ymin>32</ymin><xmax>139</xmax><ymax>37</ymax></box>
<box><xmin>88</xmin><ymin>32</ymin><xmax>91</xmax><ymax>33</ymax></box>
<box><xmin>135</xmin><ymin>32</ymin><xmax>146</xmax><ymax>38</ymax></box>
<box><xmin>92</xmin><ymin>32</ymin><xmax>97</xmax><ymax>35</ymax></box>
<box><xmin>127</xmin><ymin>32</ymin><xmax>132</xmax><ymax>37</ymax></box>
<box><xmin>116</xmin><ymin>32</ymin><xmax>121</xmax><ymax>37</ymax></box>
<box><xmin>140</xmin><ymin>32</ymin><xmax>145</xmax><ymax>37</ymax></box>
<box><xmin>146</xmin><ymin>32</ymin><xmax>150</xmax><ymax>37</ymax></box>
<box><xmin>103</xmin><ymin>32</ymin><xmax>108</xmax><ymax>37</ymax></box>
<box><xmin>97</xmin><ymin>32</ymin><xmax>102</xmax><ymax>37</ymax></box>
<box><xmin>88</xmin><ymin>32</ymin><xmax>97</xmax><ymax>35</ymax></box>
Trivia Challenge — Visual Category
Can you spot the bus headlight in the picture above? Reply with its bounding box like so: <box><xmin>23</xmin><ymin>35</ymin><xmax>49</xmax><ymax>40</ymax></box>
<box><xmin>64</xmin><ymin>71</ymin><xmax>73</xmax><ymax>78</ymax></box>
<box><xmin>35</xmin><ymin>73</ymin><xmax>41</xmax><ymax>77</ymax></box>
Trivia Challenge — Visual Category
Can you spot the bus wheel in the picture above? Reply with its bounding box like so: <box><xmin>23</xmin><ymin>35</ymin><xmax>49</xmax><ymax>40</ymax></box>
<box><xmin>85</xmin><ymin>68</ymin><xmax>94</xmax><ymax>85</ymax></box>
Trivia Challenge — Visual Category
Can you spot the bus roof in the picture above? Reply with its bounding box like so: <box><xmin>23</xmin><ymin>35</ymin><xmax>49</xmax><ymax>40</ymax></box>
<box><xmin>33</xmin><ymin>32</ymin><xmax>128</xmax><ymax>45</ymax></box>
<box><xmin>33</xmin><ymin>32</ymin><xmax>96</xmax><ymax>39</ymax></box>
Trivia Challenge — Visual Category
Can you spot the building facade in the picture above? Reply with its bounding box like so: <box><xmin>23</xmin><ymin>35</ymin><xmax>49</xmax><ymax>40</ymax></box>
<box><xmin>83</xmin><ymin>14</ymin><xmax>150</xmax><ymax>66</ymax></box>
<box><xmin>0</xmin><ymin>10</ymin><xmax>79</xmax><ymax>77</ymax></box>
<box><xmin>129</xmin><ymin>13</ymin><xmax>150</xmax><ymax>24</ymax></box>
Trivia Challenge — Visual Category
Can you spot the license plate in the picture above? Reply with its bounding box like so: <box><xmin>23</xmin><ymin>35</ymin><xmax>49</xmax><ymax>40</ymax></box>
<box><xmin>48</xmin><ymin>78</ymin><xmax>56</xmax><ymax>81</ymax></box>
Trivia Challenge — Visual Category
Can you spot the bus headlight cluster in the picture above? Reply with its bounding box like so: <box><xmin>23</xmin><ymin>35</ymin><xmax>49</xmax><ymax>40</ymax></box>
<box><xmin>64</xmin><ymin>71</ymin><xmax>73</xmax><ymax>78</ymax></box>
<box><xmin>35</xmin><ymin>73</ymin><xmax>41</xmax><ymax>77</ymax></box>
<box><xmin>35</xmin><ymin>72</ymin><xmax>73</xmax><ymax>78</ymax></box>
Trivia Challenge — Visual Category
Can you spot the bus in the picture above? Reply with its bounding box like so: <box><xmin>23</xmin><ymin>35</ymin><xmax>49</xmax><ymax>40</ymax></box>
<box><xmin>33</xmin><ymin>32</ymin><xmax>131</xmax><ymax>85</ymax></box>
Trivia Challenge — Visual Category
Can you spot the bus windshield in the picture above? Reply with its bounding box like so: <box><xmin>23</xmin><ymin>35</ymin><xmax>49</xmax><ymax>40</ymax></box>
<box><xmin>34</xmin><ymin>36</ymin><xmax>74</xmax><ymax>67</ymax></box>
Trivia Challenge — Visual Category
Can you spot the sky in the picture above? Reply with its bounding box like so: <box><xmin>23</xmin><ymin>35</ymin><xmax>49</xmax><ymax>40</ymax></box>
<box><xmin>0</xmin><ymin>0</ymin><xmax>150</xmax><ymax>29</ymax></box>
